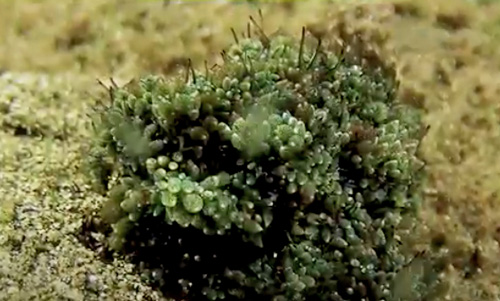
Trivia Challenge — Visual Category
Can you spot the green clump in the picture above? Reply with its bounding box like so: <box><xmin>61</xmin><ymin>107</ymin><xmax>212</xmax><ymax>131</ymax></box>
<box><xmin>89</xmin><ymin>30</ymin><xmax>425</xmax><ymax>300</ymax></box>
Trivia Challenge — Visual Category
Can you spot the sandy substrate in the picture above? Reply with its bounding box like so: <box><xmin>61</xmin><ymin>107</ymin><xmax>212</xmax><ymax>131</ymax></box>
<box><xmin>0</xmin><ymin>0</ymin><xmax>500</xmax><ymax>300</ymax></box>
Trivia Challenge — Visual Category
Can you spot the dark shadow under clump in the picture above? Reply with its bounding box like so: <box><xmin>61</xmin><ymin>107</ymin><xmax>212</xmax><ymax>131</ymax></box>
<box><xmin>79</xmin><ymin>196</ymin><xmax>296</xmax><ymax>300</ymax></box>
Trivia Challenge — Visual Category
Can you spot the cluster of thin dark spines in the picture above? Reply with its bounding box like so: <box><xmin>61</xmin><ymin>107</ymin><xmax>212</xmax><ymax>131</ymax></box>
<box><xmin>88</xmin><ymin>21</ymin><xmax>425</xmax><ymax>300</ymax></box>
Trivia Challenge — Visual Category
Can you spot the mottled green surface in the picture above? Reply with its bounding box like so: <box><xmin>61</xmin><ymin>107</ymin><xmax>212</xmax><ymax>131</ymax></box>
<box><xmin>90</xmin><ymin>34</ymin><xmax>424</xmax><ymax>299</ymax></box>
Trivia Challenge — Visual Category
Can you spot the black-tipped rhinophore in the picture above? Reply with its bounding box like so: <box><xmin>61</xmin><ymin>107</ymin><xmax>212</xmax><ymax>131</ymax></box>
<box><xmin>298</xmin><ymin>26</ymin><xmax>306</xmax><ymax>68</ymax></box>
<box><xmin>231</xmin><ymin>27</ymin><xmax>240</xmax><ymax>44</ymax></box>
<box><xmin>247</xmin><ymin>22</ymin><xmax>251</xmax><ymax>38</ymax></box>
<box><xmin>189</xmin><ymin>59</ymin><xmax>196</xmax><ymax>84</ymax></box>
<box><xmin>96</xmin><ymin>79</ymin><xmax>114</xmax><ymax>103</ymax></box>
<box><xmin>249</xmin><ymin>15</ymin><xmax>270</xmax><ymax>48</ymax></box>
<box><xmin>306</xmin><ymin>37</ymin><xmax>322</xmax><ymax>70</ymax></box>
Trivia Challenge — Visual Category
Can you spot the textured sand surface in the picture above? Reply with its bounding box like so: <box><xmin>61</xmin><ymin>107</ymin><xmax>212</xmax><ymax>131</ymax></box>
<box><xmin>0</xmin><ymin>1</ymin><xmax>499</xmax><ymax>300</ymax></box>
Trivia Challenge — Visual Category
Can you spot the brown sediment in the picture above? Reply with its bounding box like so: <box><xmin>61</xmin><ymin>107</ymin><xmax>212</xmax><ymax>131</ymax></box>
<box><xmin>0</xmin><ymin>0</ymin><xmax>500</xmax><ymax>300</ymax></box>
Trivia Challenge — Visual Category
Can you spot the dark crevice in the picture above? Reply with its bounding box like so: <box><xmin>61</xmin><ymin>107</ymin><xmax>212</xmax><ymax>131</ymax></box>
<box><xmin>1</xmin><ymin>121</ymin><xmax>66</xmax><ymax>140</ymax></box>
<box><xmin>79</xmin><ymin>201</ymin><xmax>294</xmax><ymax>301</ymax></box>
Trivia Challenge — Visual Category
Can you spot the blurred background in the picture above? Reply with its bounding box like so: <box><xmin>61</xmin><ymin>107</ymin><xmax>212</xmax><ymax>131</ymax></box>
<box><xmin>0</xmin><ymin>0</ymin><xmax>500</xmax><ymax>300</ymax></box>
